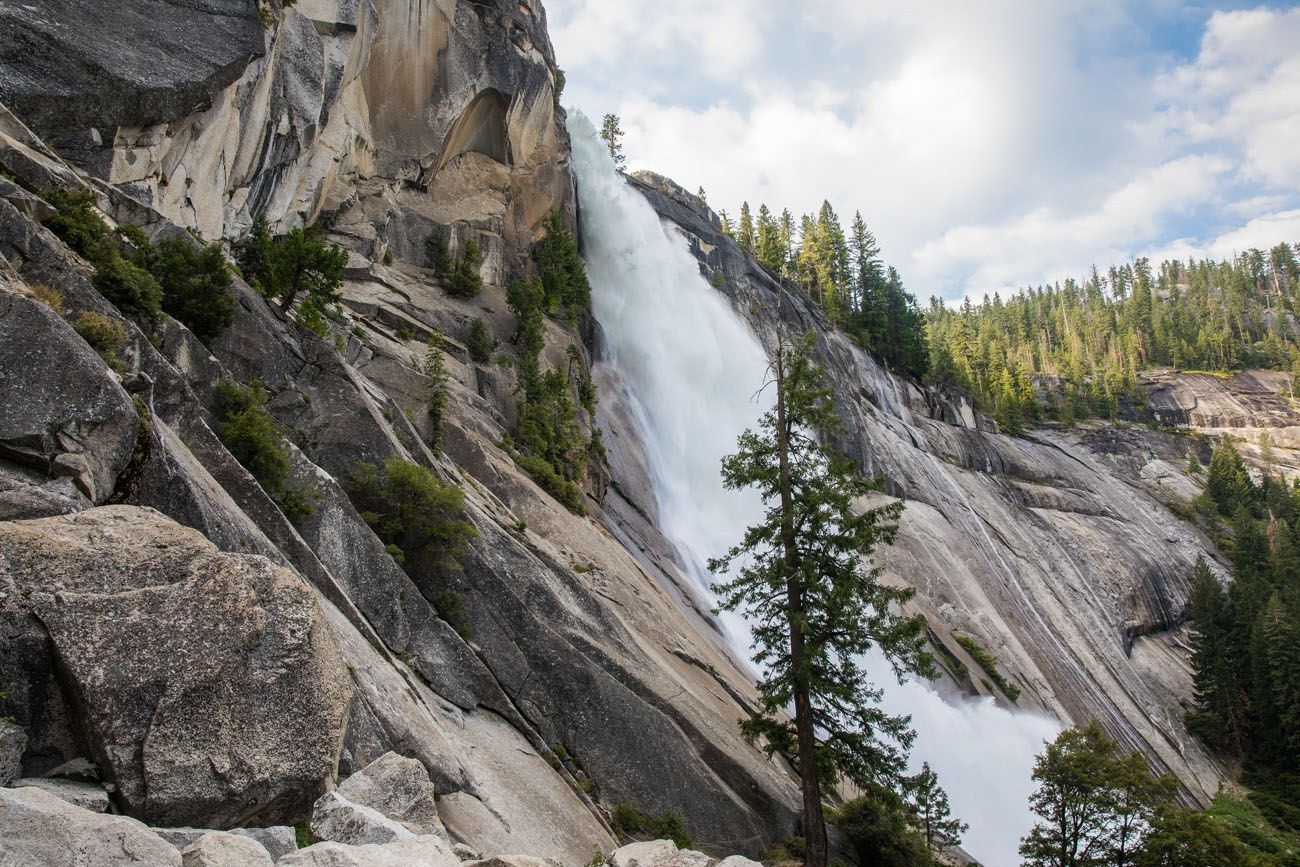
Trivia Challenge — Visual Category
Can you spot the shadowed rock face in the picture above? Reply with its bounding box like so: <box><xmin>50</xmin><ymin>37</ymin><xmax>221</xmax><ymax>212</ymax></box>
<box><xmin>629</xmin><ymin>171</ymin><xmax>1233</xmax><ymax>804</ymax></box>
<box><xmin>0</xmin><ymin>0</ymin><xmax>264</xmax><ymax>139</ymax></box>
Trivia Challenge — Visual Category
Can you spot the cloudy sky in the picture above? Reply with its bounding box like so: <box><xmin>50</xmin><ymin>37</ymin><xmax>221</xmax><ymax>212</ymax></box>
<box><xmin>544</xmin><ymin>1</ymin><xmax>1300</xmax><ymax>302</ymax></box>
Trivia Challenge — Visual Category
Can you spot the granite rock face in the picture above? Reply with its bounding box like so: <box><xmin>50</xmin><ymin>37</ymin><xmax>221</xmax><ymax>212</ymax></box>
<box><xmin>0</xmin><ymin>0</ymin><xmax>264</xmax><ymax>141</ymax></box>
<box><xmin>0</xmin><ymin>506</ymin><xmax>354</xmax><ymax>828</ymax></box>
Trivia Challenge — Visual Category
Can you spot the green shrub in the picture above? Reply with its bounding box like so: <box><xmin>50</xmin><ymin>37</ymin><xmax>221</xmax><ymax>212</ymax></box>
<box><xmin>90</xmin><ymin>245</ymin><xmax>163</xmax><ymax>327</ymax></box>
<box><xmin>277</xmin><ymin>484</ymin><xmax>320</xmax><ymax>521</ymax></box>
<box><xmin>766</xmin><ymin>837</ymin><xmax>806</xmax><ymax>861</ymax></box>
<box><xmin>42</xmin><ymin>188</ymin><xmax>108</xmax><ymax>257</ymax></box>
<box><xmin>214</xmin><ymin>381</ymin><xmax>291</xmax><ymax>495</ymax></box>
<box><xmin>436</xmin><ymin>589</ymin><xmax>471</xmax><ymax>639</ymax></box>
<box><xmin>532</xmin><ymin>211</ymin><xmax>590</xmax><ymax>318</ymax></box>
<box><xmin>348</xmin><ymin>458</ymin><xmax>478</xmax><ymax>572</ymax></box>
<box><xmin>145</xmin><ymin>238</ymin><xmax>234</xmax><ymax>342</ymax></box>
<box><xmin>609</xmin><ymin>803</ymin><xmax>691</xmax><ymax>849</ymax></box>
<box><xmin>954</xmin><ymin>634</ymin><xmax>1021</xmax><ymax>701</ymax></box>
<box><xmin>467</xmin><ymin>317</ymin><xmax>494</xmax><ymax>363</ymax></box>
<box><xmin>429</xmin><ymin>229</ymin><xmax>453</xmax><ymax>276</ymax></box>
<box><xmin>236</xmin><ymin>217</ymin><xmax>347</xmax><ymax>317</ymax></box>
<box><xmin>503</xmin><ymin>278</ymin><xmax>593</xmax><ymax>515</ymax></box>
<box><xmin>833</xmin><ymin>788</ymin><xmax>931</xmax><ymax>867</ymax></box>
<box><xmin>446</xmin><ymin>238</ymin><xmax>484</xmax><ymax>299</ymax></box>
<box><xmin>513</xmin><ymin>453</ymin><xmax>584</xmax><ymax>515</ymax></box>
<box><xmin>426</xmin><ymin>331</ymin><xmax>449</xmax><ymax>453</ymax></box>
<box><xmin>74</xmin><ymin>312</ymin><xmax>129</xmax><ymax>371</ymax></box>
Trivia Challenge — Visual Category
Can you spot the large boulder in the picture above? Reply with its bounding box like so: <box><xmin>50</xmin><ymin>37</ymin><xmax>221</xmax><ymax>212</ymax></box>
<box><xmin>180</xmin><ymin>831</ymin><xmax>275</xmax><ymax>867</ymax></box>
<box><xmin>280</xmin><ymin>835</ymin><xmax>460</xmax><ymax>867</ymax></box>
<box><xmin>0</xmin><ymin>506</ymin><xmax>354</xmax><ymax>828</ymax></box>
<box><xmin>0</xmin><ymin>784</ymin><xmax>181</xmax><ymax>866</ymax></box>
<box><xmin>12</xmin><ymin>777</ymin><xmax>112</xmax><ymax>813</ymax></box>
<box><xmin>311</xmin><ymin>791</ymin><xmax>414</xmax><ymax>847</ymax></box>
<box><xmin>335</xmin><ymin>752</ymin><xmax>447</xmax><ymax>838</ymax></box>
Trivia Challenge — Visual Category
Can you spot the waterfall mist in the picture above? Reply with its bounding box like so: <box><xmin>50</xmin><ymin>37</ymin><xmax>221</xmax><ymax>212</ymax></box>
<box><xmin>569</xmin><ymin>111</ymin><xmax>1058</xmax><ymax>867</ymax></box>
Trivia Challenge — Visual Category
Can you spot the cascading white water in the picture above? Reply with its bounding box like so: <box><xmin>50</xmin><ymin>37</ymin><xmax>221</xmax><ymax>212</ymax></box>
<box><xmin>569</xmin><ymin>111</ymin><xmax>1058</xmax><ymax>867</ymax></box>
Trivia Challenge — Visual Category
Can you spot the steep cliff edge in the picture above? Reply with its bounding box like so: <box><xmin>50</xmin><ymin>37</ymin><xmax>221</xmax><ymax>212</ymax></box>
<box><xmin>0</xmin><ymin>1</ymin><xmax>799</xmax><ymax>859</ymax></box>
<box><xmin>628</xmin><ymin>172</ymin><xmax>1247</xmax><ymax>806</ymax></box>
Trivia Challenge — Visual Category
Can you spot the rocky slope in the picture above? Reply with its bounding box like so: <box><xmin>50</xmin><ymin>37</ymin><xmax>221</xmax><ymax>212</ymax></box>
<box><xmin>625</xmin><ymin>172</ymin><xmax>1296</xmax><ymax>807</ymax></box>
<box><xmin>0</xmin><ymin>0</ymin><xmax>799</xmax><ymax>859</ymax></box>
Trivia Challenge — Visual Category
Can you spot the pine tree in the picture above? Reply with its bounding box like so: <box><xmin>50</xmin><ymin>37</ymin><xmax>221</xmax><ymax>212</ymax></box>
<box><xmin>710</xmin><ymin>331</ymin><xmax>931</xmax><ymax>867</ymax></box>
<box><xmin>425</xmin><ymin>329</ymin><xmax>449</xmax><ymax>454</ymax></box>
<box><xmin>756</xmin><ymin>204</ymin><xmax>783</xmax><ymax>271</ymax></box>
<box><xmin>1185</xmin><ymin>558</ymin><xmax>1243</xmax><ymax>753</ymax></box>
<box><xmin>737</xmin><ymin>201</ymin><xmax>755</xmax><ymax>254</ymax></box>
<box><xmin>599</xmin><ymin>113</ymin><xmax>626</xmax><ymax>168</ymax></box>
<box><xmin>1250</xmin><ymin>594</ymin><xmax>1300</xmax><ymax>767</ymax></box>
<box><xmin>778</xmin><ymin>208</ymin><xmax>796</xmax><ymax>278</ymax></box>
<box><xmin>1202</xmin><ymin>437</ymin><xmax>1253</xmax><ymax>516</ymax></box>
<box><xmin>904</xmin><ymin>762</ymin><xmax>967</xmax><ymax>856</ymax></box>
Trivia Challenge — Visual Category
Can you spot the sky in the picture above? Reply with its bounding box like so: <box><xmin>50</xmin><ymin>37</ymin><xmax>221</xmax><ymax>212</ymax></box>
<box><xmin>544</xmin><ymin>1</ymin><xmax>1300</xmax><ymax>303</ymax></box>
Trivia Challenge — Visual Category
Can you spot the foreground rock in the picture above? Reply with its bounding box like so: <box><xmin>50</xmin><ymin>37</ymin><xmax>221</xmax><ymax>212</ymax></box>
<box><xmin>0</xmin><ymin>785</ymin><xmax>181</xmax><ymax>866</ymax></box>
<box><xmin>179</xmin><ymin>831</ymin><xmax>274</xmax><ymax>867</ymax></box>
<box><xmin>335</xmin><ymin>752</ymin><xmax>447</xmax><ymax>839</ymax></box>
<box><xmin>0</xmin><ymin>506</ymin><xmax>354</xmax><ymax>827</ymax></box>
<box><xmin>12</xmin><ymin>777</ymin><xmax>111</xmax><ymax>813</ymax></box>
<box><xmin>280</xmin><ymin>835</ymin><xmax>460</xmax><ymax>867</ymax></box>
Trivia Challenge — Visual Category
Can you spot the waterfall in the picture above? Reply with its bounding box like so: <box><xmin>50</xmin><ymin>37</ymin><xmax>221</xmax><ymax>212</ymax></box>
<box><xmin>569</xmin><ymin>111</ymin><xmax>1057</xmax><ymax>867</ymax></box>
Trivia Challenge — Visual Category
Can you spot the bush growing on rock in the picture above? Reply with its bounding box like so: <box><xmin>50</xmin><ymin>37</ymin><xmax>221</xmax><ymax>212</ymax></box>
<box><xmin>446</xmin><ymin>238</ymin><xmax>484</xmax><ymax>299</ymax></box>
<box><xmin>90</xmin><ymin>250</ymin><xmax>164</xmax><ymax>328</ymax></box>
<box><xmin>42</xmin><ymin>188</ymin><xmax>108</xmax><ymax>256</ymax></box>
<box><xmin>348</xmin><ymin>458</ymin><xmax>477</xmax><ymax>572</ymax></box>
<box><xmin>425</xmin><ymin>330</ymin><xmax>449</xmax><ymax>454</ymax></box>
<box><xmin>533</xmin><ymin>211</ymin><xmax>590</xmax><ymax>319</ymax></box>
<box><xmin>467</xmin><ymin>317</ymin><xmax>494</xmax><ymax>363</ymax></box>
<box><xmin>503</xmin><ymin>277</ymin><xmax>595</xmax><ymax>515</ymax></box>
<box><xmin>212</xmin><ymin>379</ymin><xmax>317</xmax><ymax>520</ymax></box>
<box><xmin>43</xmin><ymin>188</ymin><xmax>161</xmax><ymax>326</ymax></box>
<box><xmin>832</xmin><ymin>788</ymin><xmax>931</xmax><ymax>867</ymax></box>
<box><xmin>608</xmin><ymin>802</ymin><xmax>691</xmax><ymax>849</ymax></box>
<box><xmin>214</xmin><ymin>379</ymin><xmax>291</xmax><ymax>495</ymax></box>
<box><xmin>73</xmin><ymin>311</ymin><xmax>128</xmax><ymax>372</ymax></box>
<box><xmin>144</xmin><ymin>237</ymin><xmax>234</xmax><ymax>342</ymax></box>
<box><xmin>43</xmin><ymin>189</ymin><xmax>235</xmax><ymax>340</ymax></box>
<box><xmin>429</xmin><ymin>229</ymin><xmax>453</xmax><ymax>276</ymax></box>
<box><xmin>236</xmin><ymin>217</ymin><xmax>347</xmax><ymax>321</ymax></box>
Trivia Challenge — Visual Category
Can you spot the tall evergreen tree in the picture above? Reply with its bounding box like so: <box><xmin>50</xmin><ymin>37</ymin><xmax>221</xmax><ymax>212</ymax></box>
<box><xmin>756</xmin><ymin>203</ymin><xmax>783</xmax><ymax>271</ymax></box>
<box><xmin>425</xmin><ymin>329</ymin><xmax>449</xmax><ymax>454</ymax></box>
<box><xmin>710</xmin><ymin>331</ymin><xmax>931</xmax><ymax>867</ymax></box>
<box><xmin>738</xmin><ymin>201</ymin><xmax>755</xmax><ymax>255</ymax></box>
<box><xmin>904</xmin><ymin>762</ymin><xmax>967</xmax><ymax>856</ymax></box>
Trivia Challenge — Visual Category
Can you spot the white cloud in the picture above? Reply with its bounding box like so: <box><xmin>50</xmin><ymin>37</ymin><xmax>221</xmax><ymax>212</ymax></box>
<box><xmin>547</xmin><ymin>1</ymin><xmax>1300</xmax><ymax>300</ymax></box>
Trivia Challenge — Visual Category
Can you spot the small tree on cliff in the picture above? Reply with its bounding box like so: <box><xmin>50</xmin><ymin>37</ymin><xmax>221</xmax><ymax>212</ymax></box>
<box><xmin>710</xmin><ymin>330</ymin><xmax>931</xmax><ymax>867</ymax></box>
<box><xmin>905</xmin><ymin>762</ymin><xmax>967</xmax><ymax>856</ymax></box>
<box><xmin>600</xmin><ymin>113</ymin><xmax>626</xmax><ymax>168</ymax></box>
